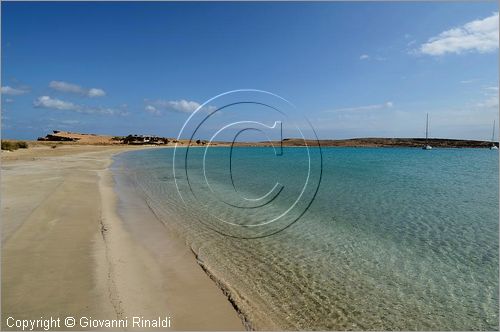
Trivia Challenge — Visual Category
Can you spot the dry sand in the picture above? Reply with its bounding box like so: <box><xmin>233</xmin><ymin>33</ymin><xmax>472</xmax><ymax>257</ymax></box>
<box><xmin>1</xmin><ymin>145</ymin><xmax>244</xmax><ymax>330</ymax></box>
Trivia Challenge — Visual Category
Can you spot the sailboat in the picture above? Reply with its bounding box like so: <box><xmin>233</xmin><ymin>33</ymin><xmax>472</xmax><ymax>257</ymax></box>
<box><xmin>490</xmin><ymin>120</ymin><xmax>498</xmax><ymax>150</ymax></box>
<box><xmin>422</xmin><ymin>113</ymin><xmax>432</xmax><ymax>150</ymax></box>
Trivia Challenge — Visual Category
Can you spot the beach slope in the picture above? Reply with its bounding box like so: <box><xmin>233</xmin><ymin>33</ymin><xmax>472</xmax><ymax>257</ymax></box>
<box><xmin>1</xmin><ymin>145</ymin><xmax>243</xmax><ymax>330</ymax></box>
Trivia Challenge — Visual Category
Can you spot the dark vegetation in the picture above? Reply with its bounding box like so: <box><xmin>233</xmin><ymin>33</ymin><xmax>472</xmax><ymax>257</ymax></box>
<box><xmin>1</xmin><ymin>141</ymin><xmax>29</xmax><ymax>151</ymax></box>
<box><xmin>37</xmin><ymin>134</ymin><xmax>78</xmax><ymax>142</ymax></box>
<box><xmin>122</xmin><ymin>135</ymin><xmax>169</xmax><ymax>145</ymax></box>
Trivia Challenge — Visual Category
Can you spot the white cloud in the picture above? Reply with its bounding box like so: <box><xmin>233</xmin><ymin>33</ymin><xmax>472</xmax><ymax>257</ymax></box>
<box><xmin>88</xmin><ymin>88</ymin><xmax>106</xmax><ymax>98</ymax></box>
<box><xmin>359</xmin><ymin>54</ymin><xmax>370</xmax><ymax>60</ymax></box>
<box><xmin>34</xmin><ymin>96</ymin><xmax>80</xmax><ymax>111</ymax></box>
<box><xmin>146</xmin><ymin>99</ymin><xmax>215</xmax><ymax>114</ymax></box>
<box><xmin>49</xmin><ymin>80</ymin><xmax>106</xmax><ymax>98</ymax></box>
<box><xmin>419</xmin><ymin>12</ymin><xmax>499</xmax><ymax>55</ymax></box>
<box><xmin>1</xmin><ymin>86</ymin><xmax>29</xmax><ymax>95</ymax></box>
<box><xmin>145</xmin><ymin>105</ymin><xmax>161</xmax><ymax>115</ymax></box>
<box><xmin>327</xmin><ymin>101</ymin><xmax>394</xmax><ymax>113</ymax></box>
<box><xmin>165</xmin><ymin>99</ymin><xmax>202</xmax><ymax>113</ymax></box>
<box><xmin>33</xmin><ymin>96</ymin><xmax>125</xmax><ymax>115</ymax></box>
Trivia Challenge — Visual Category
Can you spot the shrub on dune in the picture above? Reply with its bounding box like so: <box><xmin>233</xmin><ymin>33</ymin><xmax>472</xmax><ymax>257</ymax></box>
<box><xmin>1</xmin><ymin>141</ymin><xmax>29</xmax><ymax>151</ymax></box>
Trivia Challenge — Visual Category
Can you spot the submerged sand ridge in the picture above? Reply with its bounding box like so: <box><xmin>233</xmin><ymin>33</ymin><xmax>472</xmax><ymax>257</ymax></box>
<box><xmin>1</xmin><ymin>145</ymin><xmax>244</xmax><ymax>330</ymax></box>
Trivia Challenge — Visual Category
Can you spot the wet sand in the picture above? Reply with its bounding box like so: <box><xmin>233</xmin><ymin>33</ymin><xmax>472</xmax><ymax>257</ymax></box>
<box><xmin>1</xmin><ymin>145</ymin><xmax>244</xmax><ymax>330</ymax></box>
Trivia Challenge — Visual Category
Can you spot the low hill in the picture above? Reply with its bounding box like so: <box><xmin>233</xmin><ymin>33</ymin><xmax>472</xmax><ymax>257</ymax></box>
<box><xmin>37</xmin><ymin>131</ymin><xmax>121</xmax><ymax>145</ymax></box>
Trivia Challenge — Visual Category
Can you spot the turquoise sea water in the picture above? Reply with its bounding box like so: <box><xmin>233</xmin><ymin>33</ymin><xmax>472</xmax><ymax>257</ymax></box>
<box><xmin>114</xmin><ymin>147</ymin><xmax>498</xmax><ymax>330</ymax></box>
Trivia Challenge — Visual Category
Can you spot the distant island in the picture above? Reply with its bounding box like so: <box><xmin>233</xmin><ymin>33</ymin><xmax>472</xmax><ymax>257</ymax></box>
<box><xmin>274</xmin><ymin>137</ymin><xmax>499</xmax><ymax>149</ymax></box>
<box><xmin>1</xmin><ymin>130</ymin><xmax>497</xmax><ymax>150</ymax></box>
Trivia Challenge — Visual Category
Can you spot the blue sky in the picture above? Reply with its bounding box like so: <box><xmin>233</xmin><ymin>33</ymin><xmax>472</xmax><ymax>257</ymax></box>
<box><xmin>1</xmin><ymin>1</ymin><xmax>498</xmax><ymax>140</ymax></box>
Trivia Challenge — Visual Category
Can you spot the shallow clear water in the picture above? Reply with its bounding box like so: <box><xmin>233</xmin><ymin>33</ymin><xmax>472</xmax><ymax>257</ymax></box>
<box><xmin>115</xmin><ymin>147</ymin><xmax>499</xmax><ymax>330</ymax></box>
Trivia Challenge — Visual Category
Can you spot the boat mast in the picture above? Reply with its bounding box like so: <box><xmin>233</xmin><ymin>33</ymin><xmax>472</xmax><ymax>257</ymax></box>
<box><xmin>425</xmin><ymin>113</ymin><xmax>429</xmax><ymax>144</ymax></box>
<box><xmin>492</xmin><ymin>120</ymin><xmax>496</xmax><ymax>143</ymax></box>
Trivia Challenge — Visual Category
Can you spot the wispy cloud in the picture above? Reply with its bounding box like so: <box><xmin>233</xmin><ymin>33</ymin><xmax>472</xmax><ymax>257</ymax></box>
<box><xmin>327</xmin><ymin>101</ymin><xmax>394</xmax><ymax>113</ymax></box>
<box><xmin>359</xmin><ymin>54</ymin><xmax>386</xmax><ymax>61</ymax></box>
<box><xmin>419</xmin><ymin>12</ymin><xmax>499</xmax><ymax>55</ymax></box>
<box><xmin>144</xmin><ymin>99</ymin><xmax>216</xmax><ymax>114</ymax></box>
<box><xmin>58</xmin><ymin>119</ymin><xmax>81</xmax><ymax>125</ymax></box>
<box><xmin>49</xmin><ymin>81</ymin><xmax>82</xmax><ymax>94</ymax></box>
<box><xmin>1</xmin><ymin>86</ymin><xmax>30</xmax><ymax>95</ymax></box>
<box><xmin>49</xmin><ymin>81</ymin><xmax>106</xmax><ymax>98</ymax></box>
<box><xmin>33</xmin><ymin>96</ymin><xmax>126</xmax><ymax>115</ymax></box>
<box><xmin>477</xmin><ymin>97</ymin><xmax>499</xmax><ymax>109</ymax></box>
<box><xmin>47</xmin><ymin>118</ymin><xmax>82</xmax><ymax>128</ymax></box>
<box><xmin>460</xmin><ymin>78</ymin><xmax>479</xmax><ymax>84</ymax></box>
<box><xmin>476</xmin><ymin>86</ymin><xmax>499</xmax><ymax>109</ymax></box>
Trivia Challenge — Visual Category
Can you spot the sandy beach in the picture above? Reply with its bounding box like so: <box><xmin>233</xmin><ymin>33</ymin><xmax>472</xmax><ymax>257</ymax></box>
<box><xmin>1</xmin><ymin>145</ymin><xmax>244</xmax><ymax>330</ymax></box>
